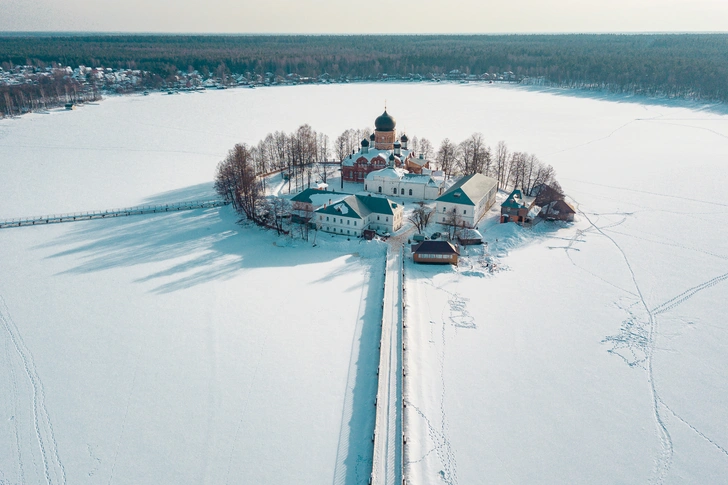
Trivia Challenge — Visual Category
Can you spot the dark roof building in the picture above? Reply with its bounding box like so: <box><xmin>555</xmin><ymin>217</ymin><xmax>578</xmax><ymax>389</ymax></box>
<box><xmin>412</xmin><ymin>240</ymin><xmax>460</xmax><ymax>265</ymax></box>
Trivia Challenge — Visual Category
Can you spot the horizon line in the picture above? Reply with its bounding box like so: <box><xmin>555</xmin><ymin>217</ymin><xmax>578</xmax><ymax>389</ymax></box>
<box><xmin>2</xmin><ymin>30</ymin><xmax>728</xmax><ymax>37</ymax></box>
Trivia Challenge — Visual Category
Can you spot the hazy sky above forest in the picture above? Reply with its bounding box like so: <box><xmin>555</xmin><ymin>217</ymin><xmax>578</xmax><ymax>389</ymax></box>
<box><xmin>1</xmin><ymin>0</ymin><xmax>727</xmax><ymax>33</ymax></box>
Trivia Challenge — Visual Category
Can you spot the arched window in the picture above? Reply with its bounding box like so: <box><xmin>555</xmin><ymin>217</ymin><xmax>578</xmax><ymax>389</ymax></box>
<box><xmin>393</xmin><ymin>188</ymin><xmax>397</xmax><ymax>195</ymax></box>
<box><xmin>408</xmin><ymin>189</ymin><xmax>412</xmax><ymax>196</ymax></box>
<box><xmin>378</xmin><ymin>186</ymin><xmax>382</xmax><ymax>193</ymax></box>
<box><xmin>401</xmin><ymin>188</ymin><xmax>404</xmax><ymax>195</ymax></box>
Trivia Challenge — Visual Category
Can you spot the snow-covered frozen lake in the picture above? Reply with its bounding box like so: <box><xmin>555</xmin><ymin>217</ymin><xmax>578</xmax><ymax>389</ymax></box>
<box><xmin>1</xmin><ymin>83</ymin><xmax>728</xmax><ymax>484</ymax></box>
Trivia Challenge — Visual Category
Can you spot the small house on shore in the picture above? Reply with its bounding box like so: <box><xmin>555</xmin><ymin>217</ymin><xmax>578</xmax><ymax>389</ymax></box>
<box><xmin>540</xmin><ymin>199</ymin><xmax>576</xmax><ymax>222</ymax></box>
<box><xmin>412</xmin><ymin>240</ymin><xmax>460</xmax><ymax>265</ymax></box>
<box><xmin>500</xmin><ymin>188</ymin><xmax>539</xmax><ymax>224</ymax></box>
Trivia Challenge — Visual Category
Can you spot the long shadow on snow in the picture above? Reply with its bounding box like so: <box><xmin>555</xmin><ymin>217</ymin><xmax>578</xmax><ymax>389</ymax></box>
<box><xmin>36</xmin><ymin>194</ymin><xmax>364</xmax><ymax>294</ymax></box>
<box><xmin>518</xmin><ymin>85</ymin><xmax>728</xmax><ymax>116</ymax></box>
<box><xmin>335</xmin><ymin>257</ymin><xmax>384</xmax><ymax>485</ymax></box>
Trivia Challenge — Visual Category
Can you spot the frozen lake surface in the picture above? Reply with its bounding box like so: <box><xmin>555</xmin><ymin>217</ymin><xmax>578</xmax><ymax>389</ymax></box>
<box><xmin>1</xmin><ymin>83</ymin><xmax>728</xmax><ymax>484</ymax></box>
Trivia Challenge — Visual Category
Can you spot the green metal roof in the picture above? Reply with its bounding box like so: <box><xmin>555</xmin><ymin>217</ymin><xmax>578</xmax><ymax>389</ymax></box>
<box><xmin>290</xmin><ymin>188</ymin><xmax>348</xmax><ymax>204</ymax></box>
<box><xmin>313</xmin><ymin>193</ymin><xmax>399</xmax><ymax>219</ymax></box>
<box><xmin>315</xmin><ymin>198</ymin><xmax>363</xmax><ymax>219</ymax></box>
<box><xmin>501</xmin><ymin>188</ymin><xmax>535</xmax><ymax>209</ymax></box>
<box><xmin>355</xmin><ymin>194</ymin><xmax>397</xmax><ymax>215</ymax></box>
<box><xmin>437</xmin><ymin>173</ymin><xmax>497</xmax><ymax>206</ymax></box>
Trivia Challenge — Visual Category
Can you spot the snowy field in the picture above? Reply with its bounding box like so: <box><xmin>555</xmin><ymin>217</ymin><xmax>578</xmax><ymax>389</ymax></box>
<box><xmin>1</xmin><ymin>83</ymin><xmax>728</xmax><ymax>484</ymax></box>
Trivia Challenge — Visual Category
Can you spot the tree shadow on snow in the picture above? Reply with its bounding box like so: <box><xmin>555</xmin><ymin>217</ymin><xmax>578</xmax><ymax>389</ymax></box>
<box><xmin>519</xmin><ymin>85</ymin><xmax>728</xmax><ymax>116</ymax></box>
<box><xmin>35</xmin><ymin>185</ymin><xmax>365</xmax><ymax>294</ymax></box>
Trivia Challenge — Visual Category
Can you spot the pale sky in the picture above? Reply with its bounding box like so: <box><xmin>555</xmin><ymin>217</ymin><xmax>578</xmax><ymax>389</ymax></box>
<box><xmin>1</xmin><ymin>0</ymin><xmax>727</xmax><ymax>33</ymax></box>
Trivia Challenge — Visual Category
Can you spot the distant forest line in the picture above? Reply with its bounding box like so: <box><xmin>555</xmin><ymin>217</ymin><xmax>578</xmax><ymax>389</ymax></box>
<box><xmin>1</xmin><ymin>33</ymin><xmax>728</xmax><ymax>101</ymax></box>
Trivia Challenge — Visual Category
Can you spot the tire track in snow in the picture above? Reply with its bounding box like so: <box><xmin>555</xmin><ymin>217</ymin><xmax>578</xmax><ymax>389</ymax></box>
<box><xmin>579</xmin><ymin>211</ymin><xmax>674</xmax><ymax>484</ymax></box>
<box><xmin>0</xmin><ymin>295</ymin><xmax>66</xmax><ymax>485</ymax></box>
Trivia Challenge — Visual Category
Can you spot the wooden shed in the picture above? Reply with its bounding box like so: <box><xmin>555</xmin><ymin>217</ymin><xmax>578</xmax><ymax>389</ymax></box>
<box><xmin>457</xmin><ymin>229</ymin><xmax>483</xmax><ymax>245</ymax></box>
<box><xmin>412</xmin><ymin>241</ymin><xmax>459</xmax><ymax>265</ymax></box>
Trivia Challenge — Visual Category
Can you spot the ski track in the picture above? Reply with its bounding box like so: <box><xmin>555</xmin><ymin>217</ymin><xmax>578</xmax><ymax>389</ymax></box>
<box><xmin>404</xmin><ymin>267</ymin><xmax>461</xmax><ymax>485</ymax></box>
<box><xmin>604</xmin><ymin>228</ymin><xmax>728</xmax><ymax>262</ymax></box>
<box><xmin>658</xmin><ymin>398</ymin><xmax>728</xmax><ymax>459</ymax></box>
<box><xmin>561</xmin><ymin>222</ymin><xmax>639</xmax><ymax>297</ymax></box>
<box><xmin>645</xmin><ymin>119</ymin><xmax>728</xmax><ymax>141</ymax></box>
<box><xmin>546</xmin><ymin>112</ymin><xmax>664</xmax><ymax>157</ymax></box>
<box><xmin>437</xmin><ymin>300</ymin><xmax>458</xmax><ymax>485</ymax></box>
<box><xmin>0</xmin><ymin>295</ymin><xmax>66</xmax><ymax>485</ymax></box>
<box><xmin>106</xmin><ymin>343</ymin><xmax>142</xmax><ymax>485</ymax></box>
<box><xmin>581</xmin><ymin>207</ymin><xmax>728</xmax><ymax>474</ymax></box>
<box><xmin>578</xmin><ymin>211</ymin><xmax>674</xmax><ymax>484</ymax></box>
<box><xmin>564</xmin><ymin>179</ymin><xmax>728</xmax><ymax>209</ymax></box>
<box><xmin>223</xmin><ymin>312</ymin><xmax>271</xmax><ymax>485</ymax></box>
<box><xmin>4</xmin><ymin>330</ymin><xmax>25</xmax><ymax>484</ymax></box>
<box><xmin>651</xmin><ymin>272</ymin><xmax>728</xmax><ymax>316</ymax></box>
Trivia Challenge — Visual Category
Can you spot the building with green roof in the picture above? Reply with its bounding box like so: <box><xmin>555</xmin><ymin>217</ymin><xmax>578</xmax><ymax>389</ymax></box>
<box><xmin>313</xmin><ymin>194</ymin><xmax>403</xmax><ymax>237</ymax></box>
<box><xmin>435</xmin><ymin>173</ymin><xmax>498</xmax><ymax>228</ymax></box>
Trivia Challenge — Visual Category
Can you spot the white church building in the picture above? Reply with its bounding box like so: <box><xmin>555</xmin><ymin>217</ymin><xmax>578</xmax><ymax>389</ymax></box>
<box><xmin>364</xmin><ymin>165</ymin><xmax>443</xmax><ymax>200</ymax></box>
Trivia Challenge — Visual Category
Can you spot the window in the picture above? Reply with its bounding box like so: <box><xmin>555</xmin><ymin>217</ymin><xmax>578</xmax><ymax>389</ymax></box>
<box><xmin>377</xmin><ymin>216</ymin><xmax>380</xmax><ymax>220</ymax></box>
<box><xmin>347</xmin><ymin>229</ymin><xmax>350</xmax><ymax>234</ymax></box>
<box><xmin>463</xmin><ymin>210</ymin><xmax>467</xmax><ymax>215</ymax></box>
<box><xmin>386</xmin><ymin>217</ymin><xmax>389</xmax><ymax>222</ymax></box>
<box><xmin>393</xmin><ymin>188</ymin><xmax>397</xmax><ymax>195</ymax></box>
<box><xmin>340</xmin><ymin>218</ymin><xmax>343</xmax><ymax>223</ymax></box>
<box><xmin>319</xmin><ymin>215</ymin><xmax>323</xmax><ymax>220</ymax></box>
<box><xmin>442</xmin><ymin>207</ymin><xmax>446</xmax><ymax>212</ymax></box>
<box><xmin>347</xmin><ymin>220</ymin><xmax>350</xmax><ymax>225</ymax></box>
<box><xmin>365</xmin><ymin>184</ymin><xmax>368</xmax><ymax>190</ymax></box>
<box><xmin>378</xmin><ymin>186</ymin><xmax>382</xmax><ymax>193</ymax></box>
<box><xmin>401</xmin><ymin>188</ymin><xmax>404</xmax><ymax>195</ymax></box>
<box><xmin>354</xmin><ymin>221</ymin><xmax>357</xmax><ymax>226</ymax></box>
<box><xmin>409</xmin><ymin>189</ymin><xmax>412</xmax><ymax>196</ymax></box>
<box><xmin>326</xmin><ymin>216</ymin><xmax>330</xmax><ymax>221</ymax></box>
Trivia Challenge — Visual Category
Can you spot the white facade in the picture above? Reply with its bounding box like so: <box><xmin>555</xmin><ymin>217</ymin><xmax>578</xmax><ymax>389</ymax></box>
<box><xmin>364</xmin><ymin>167</ymin><xmax>442</xmax><ymax>200</ymax></box>
<box><xmin>314</xmin><ymin>195</ymin><xmax>404</xmax><ymax>236</ymax></box>
<box><xmin>435</xmin><ymin>174</ymin><xmax>498</xmax><ymax>228</ymax></box>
